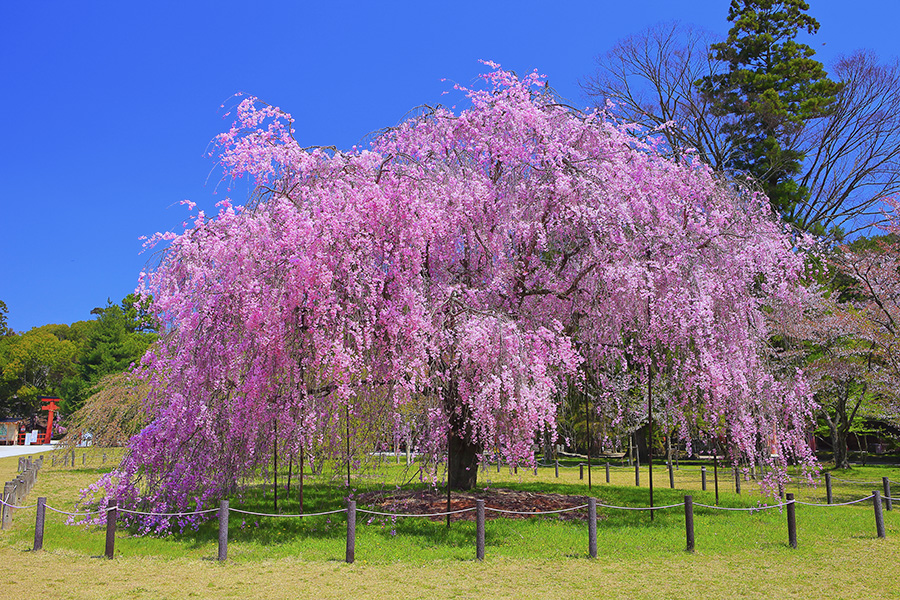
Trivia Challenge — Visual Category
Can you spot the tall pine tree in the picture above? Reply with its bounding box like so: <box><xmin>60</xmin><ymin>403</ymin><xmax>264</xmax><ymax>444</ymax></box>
<box><xmin>699</xmin><ymin>0</ymin><xmax>842</xmax><ymax>230</ymax></box>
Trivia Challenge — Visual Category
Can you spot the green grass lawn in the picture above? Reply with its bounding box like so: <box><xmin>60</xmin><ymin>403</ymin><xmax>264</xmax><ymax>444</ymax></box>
<box><xmin>1</xmin><ymin>449</ymin><xmax>898</xmax><ymax>599</ymax></box>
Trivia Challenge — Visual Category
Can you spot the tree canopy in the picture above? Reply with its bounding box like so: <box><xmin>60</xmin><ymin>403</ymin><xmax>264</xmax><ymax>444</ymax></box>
<box><xmin>84</xmin><ymin>65</ymin><xmax>818</xmax><ymax>531</ymax></box>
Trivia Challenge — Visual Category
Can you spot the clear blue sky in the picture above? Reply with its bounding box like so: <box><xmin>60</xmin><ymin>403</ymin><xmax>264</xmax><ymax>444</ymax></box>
<box><xmin>2</xmin><ymin>1</ymin><xmax>897</xmax><ymax>333</ymax></box>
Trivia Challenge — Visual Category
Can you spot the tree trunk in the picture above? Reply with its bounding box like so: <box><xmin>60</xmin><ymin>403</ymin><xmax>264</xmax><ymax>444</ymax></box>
<box><xmin>831</xmin><ymin>424</ymin><xmax>850</xmax><ymax>469</ymax></box>
<box><xmin>448</xmin><ymin>428</ymin><xmax>479</xmax><ymax>490</ymax></box>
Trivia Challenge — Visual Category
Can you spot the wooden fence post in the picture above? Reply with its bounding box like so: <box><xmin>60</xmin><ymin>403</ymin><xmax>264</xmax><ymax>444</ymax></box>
<box><xmin>883</xmin><ymin>477</ymin><xmax>892</xmax><ymax>511</ymax></box>
<box><xmin>684</xmin><ymin>495</ymin><xmax>694</xmax><ymax>552</ymax></box>
<box><xmin>346</xmin><ymin>500</ymin><xmax>356</xmax><ymax>564</ymax></box>
<box><xmin>555</xmin><ymin>460</ymin><xmax>559</xmax><ymax>479</ymax></box>
<box><xmin>734</xmin><ymin>468</ymin><xmax>741</xmax><ymax>495</ymax></box>
<box><xmin>701</xmin><ymin>467</ymin><xmax>707</xmax><ymax>491</ymax></box>
<box><xmin>588</xmin><ymin>497</ymin><xmax>597</xmax><ymax>559</ymax></box>
<box><xmin>786</xmin><ymin>493</ymin><xmax>797</xmax><ymax>549</ymax></box>
<box><xmin>476</xmin><ymin>499</ymin><xmax>485</xmax><ymax>561</ymax></box>
<box><xmin>825</xmin><ymin>473</ymin><xmax>832</xmax><ymax>504</ymax></box>
<box><xmin>605</xmin><ymin>462</ymin><xmax>610</xmax><ymax>484</ymax></box>
<box><xmin>668</xmin><ymin>460</ymin><xmax>674</xmax><ymax>489</ymax></box>
<box><xmin>105</xmin><ymin>500</ymin><xmax>117</xmax><ymax>559</ymax></box>
<box><xmin>874</xmin><ymin>490</ymin><xmax>886</xmax><ymax>539</ymax></box>
<box><xmin>218</xmin><ymin>500</ymin><xmax>229</xmax><ymax>561</ymax></box>
<box><xmin>33</xmin><ymin>497</ymin><xmax>46</xmax><ymax>551</ymax></box>
<box><xmin>1</xmin><ymin>483</ymin><xmax>12</xmax><ymax>529</ymax></box>
<box><xmin>634</xmin><ymin>462</ymin><xmax>640</xmax><ymax>487</ymax></box>
<box><xmin>579</xmin><ymin>464</ymin><xmax>583</xmax><ymax>480</ymax></box>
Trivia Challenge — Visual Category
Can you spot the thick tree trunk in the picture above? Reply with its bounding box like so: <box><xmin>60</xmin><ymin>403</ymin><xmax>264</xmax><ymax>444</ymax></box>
<box><xmin>448</xmin><ymin>428</ymin><xmax>479</xmax><ymax>490</ymax></box>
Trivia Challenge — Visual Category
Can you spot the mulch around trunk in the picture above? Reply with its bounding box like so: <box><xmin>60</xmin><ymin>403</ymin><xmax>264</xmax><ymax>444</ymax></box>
<box><xmin>355</xmin><ymin>488</ymin><xmax>601</xmax><ymax>522</ymax></box>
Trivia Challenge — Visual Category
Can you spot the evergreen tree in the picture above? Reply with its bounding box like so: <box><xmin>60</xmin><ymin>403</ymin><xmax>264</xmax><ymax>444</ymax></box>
<box><xmin>698</xmin><ymin>0</ymin><xmax>843</xmax><ymax>228</ymax></box>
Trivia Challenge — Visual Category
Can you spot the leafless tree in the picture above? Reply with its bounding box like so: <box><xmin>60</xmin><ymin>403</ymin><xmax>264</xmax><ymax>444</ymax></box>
<box><xmin>583</xmin><ymin>27</ymin><xmax>900</xmax><ymax>239</ymax></box>
<box><xmin>796</xmin><ymin>52</ymin><xmax>900</xmax><ymax>236</ymax></box>
<box><xmin>581</xmin><ymin>22</ymin><xmax>736</xmax><ymax>171</ymax></box>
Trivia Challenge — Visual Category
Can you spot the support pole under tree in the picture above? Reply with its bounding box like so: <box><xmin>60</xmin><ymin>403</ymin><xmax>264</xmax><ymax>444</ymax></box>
<box><xmin>786</xmin><ymin>493</ymin><xmax>797</xmax><ymax>549</ymax></box>
<box><xmin>647</xmin><ymin>343</ymin><xmax>654</xmax><ymax>521</ymax></box>
<box><xmin>218</xmin><ymin>500</ymin><xmax>229</xmax><ymax>562</ymax></box>
<box><xmin>701</xmin><ymin>467</ymin><xmax>707</xmax><ymax>491</ymax></box>
<box><xmin>299</xmin><ymin>445</ymin><xmax>304</xmax><ymax>515</ymax></box>
<box><xmin>585</xmin><ymin>387</ymin><xmax>591</xmax><ymax>490</ymax></box>
<box><xmin>346</xmin><ymin>404</ymin><xmax>351</xmax><ymax>488</ymax></box>
<box><xmin>684</xmin><ymin>495</ymin><xmax>694</xmax><ymax>552</ymax></box>
<box><xmin>825</xmin><ymin>472</ymin><xmax>833</xmax><ymax>504</ymax></box>
<box><xmin>713</xmin><ymin>455</ymin><xmax>719</xmax><ymax>506</ymax></box>
<box><xmin>273</xmin><ymin>422</ymin><xmax>278</xmax><ymax>513</ymax></box>
<box><xmin>33</xmin><ymin>497</ymin><xmax>46</xmax><ymax>551</ymax></box>
<box><xmin>105</xmin><ymin>500</ymin><xmax>117</xmax><ymax>560</ymax></box>
<box><xmin>883</xmin><ymin>477</ymin><xmax>892</xmax><ymax>511</ymax></box>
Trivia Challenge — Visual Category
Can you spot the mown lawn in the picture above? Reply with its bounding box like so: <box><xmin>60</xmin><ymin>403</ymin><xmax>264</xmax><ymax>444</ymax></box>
<box><xmin>1</xmin><ymin>449</ymin><xmax>898</xmax><ymax>599</ymax></box>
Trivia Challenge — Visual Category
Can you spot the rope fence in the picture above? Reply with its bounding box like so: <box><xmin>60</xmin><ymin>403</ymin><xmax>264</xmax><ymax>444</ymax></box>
<box><xmin>2</xmin><ymin>453</ymin><xmax>897</xmax><ymax>561</ymax></box>
<box><xmin>2</xmin><ymin>488</ymin><xmax>895</xmax><ymax>562</ymax></box>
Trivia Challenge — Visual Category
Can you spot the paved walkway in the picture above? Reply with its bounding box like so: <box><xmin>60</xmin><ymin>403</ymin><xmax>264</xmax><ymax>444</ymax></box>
<box><xmin>0</xmin><ymin>444</ymin><xmax>55</xmax><ymax>459</ymax></box>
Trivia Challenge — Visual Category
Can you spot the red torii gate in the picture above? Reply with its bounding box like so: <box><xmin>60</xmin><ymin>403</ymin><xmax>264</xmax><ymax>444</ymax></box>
<box><xmin>40</xmin><ymin>397</ymin><xmax>60</xmax><ymax>444</ymax></box>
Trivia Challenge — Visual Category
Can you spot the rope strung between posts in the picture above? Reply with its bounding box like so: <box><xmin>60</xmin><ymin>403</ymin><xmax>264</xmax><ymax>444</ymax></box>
<box><xmin>694</xmin><ymin>501</ymin><xmax>791</xmax><ymax>511</ymax></box>
<box><xmin>596</xmin><ymin>501</ymin><xmax>685</xmax><ymax>511</ymax></box>
<box><xmin>0</xmin><ymin>497</ymin><xmax>38</xmax><ymax>510</ymax></box>
<box><xmin>484</xmin><ymin>504</ymin><xmax>588</xmax><ymax>515</ymax></box>
<box><xmin>117</xmin><ymin>507</ymin><xmax>219</xmax><ymax>517</ymax></box>
<box><xmin>44</xmin><ymin>505</ymin><xmax>108</xmax><ymax>516</ymax></box>
<box><xmin>357</xmin><ymin>507</ymin><xmax>475</xmax><ymax>518</ymax></box>
<box><xmin>795</xmin><ymin>496</ymin><xmax>875</xmax><ymax>507</ymax></box>
<box><xmin>229</xmin><ymin>507</ymin><xmax>348</xmax><ymax>518</ymax></box>
<box><xmin>830</xmin><ymin>477</ymin><xmax>895</xmax><ymax>485</ymax></box>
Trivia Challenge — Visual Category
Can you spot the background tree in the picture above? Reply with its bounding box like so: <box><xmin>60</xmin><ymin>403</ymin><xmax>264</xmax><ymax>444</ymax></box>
<box><xmin>584</xmin><ymin>12</ymin><xmax>900</xmax><ymax>238</ymax></box>
<box><xmin>0</xmin><ymin>326</ymin><xmax>77</xmax><ymax>417</ymax></box>
<box><xmin>60</xmin><ymin>372</ymin><xmax>150</xmax><ymax>448</ymax></box>
<box><xmin>697</xmin><ymin>0</ymin><xmax>843</xmax><ymax>228</ymax></box>
<box><xmin>0</xmin><ymin>301</ymin><xmax>13</xmax><ymax>337</ymax></box>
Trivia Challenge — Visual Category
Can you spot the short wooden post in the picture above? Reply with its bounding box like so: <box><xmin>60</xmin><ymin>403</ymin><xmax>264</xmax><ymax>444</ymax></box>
<box><xmin>63</xmin><ymin>453</ymin><xmax>69</xmax><ymax>467</ymax></box>
<box><xmin>579</xmin><ymin>464</ymin><xmax>584</xmax><ymax>480</ymax></box>
<box><xmin>71</xmin><ymin>450</ymin><xmax>75</xmax><ymax>467</ymax></box>
<box><xmin>874</xmin><ymin>490</ymin><xmax>886</xmax><ymax>538</ymax></box>
<box><xmin>734</xmin><ymin>468</ymin><xmax>741</xmax><ymax>495</ymax></box>
<box><xmin>18</xmin><ymin>458</ymin><xmax>24</xmax><ymax>472</ymax></box>
<box><xmin>605</xmin><ymin>462</ymin><xmax>610</xmax><ymax>484</ymax></box>
<box><xmin>496</xmin><ymin>461</ymin><xmax>500</xmax><ymax>473</ymax></box>
<box><xmin>554</xmin><ymin>460</ymin><xmax>559</xmax><ymax>478</ymax></box>
<box><xmin>476</xmin><ymin>499</ymin><xmax>485</xmax><ymax>561</ymax></box>
<box><xmin>218</xmin><ymin>500</ymin><xmax>229</xmax><ymax>561</ymax></box>
<box><xmin>346</xmin><ymin>500</ymin><xmax>356</xmax><ymax>563</ymax></box>
<box><xmin>634</xmin><ymin>462</ymin><xmax>640</xmax><ymax>486</ymax></box>
<box><xmin>684</xmin><ymin>495</ymin><xmax>694</xmax><ymax>552</ymax></box>
<box><xmin>701</xmin><ymin>467</ymin><xmax>707</xmax><ymax>491</ymax></box>
<box><xmin>33</xmin><ymin>497</ymin><xmax>46</xmax><ymax>551</ymax></box>
<box><xmin>883</xmin><ymin>477</ymin><xmax>892</xmax><ymax>511</ymax></box>
<box><xmin>668</xmin><ymin>460</ymin><xmax>674</xmax><ymax>489</ymax></box>
<box><xmin>105</xmin><ymin>500</ymin><xmax>117</xmax><ymax>559</ymax></box>
<box><xmin>786</xmin><ymin>493</ymin><xmax>797</xmax><ymax>549</ymax></box>
<box><xmin>82</xmin><ymin>453</ymin><xmax>85</xmax><ymax>466</ymax></box>
<box><xmin>825</xmin><ymin>473</ymin><xmax>832</xmax><ymax>504</ymax></box>
<box><xmin>588</xmin><ymin>497</ymin><xmax>597</xmax><ymax>559</ymax></box>
<box><xmin>1</xmin><ymin>484</ymin><xmax>12</xmax><ymax>529</ymax></box>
